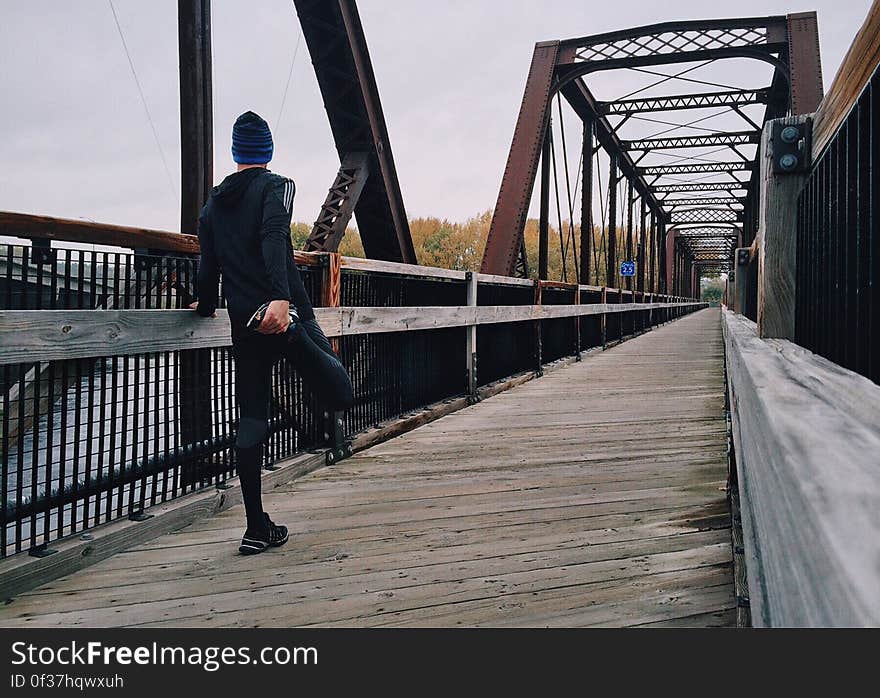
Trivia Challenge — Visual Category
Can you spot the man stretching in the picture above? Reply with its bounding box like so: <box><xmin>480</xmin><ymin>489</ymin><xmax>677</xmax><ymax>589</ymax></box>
<box><xmin>194</xmin><ymin>111</ymin><xmax>353</xmax><ymax>555</ymax></box>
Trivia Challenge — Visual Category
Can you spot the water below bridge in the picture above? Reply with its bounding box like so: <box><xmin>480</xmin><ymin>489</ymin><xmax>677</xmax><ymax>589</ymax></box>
<box><xmin>0</xmin><ymin>308</ymin><xmax>734</xmax><ymax>627</ymax></box>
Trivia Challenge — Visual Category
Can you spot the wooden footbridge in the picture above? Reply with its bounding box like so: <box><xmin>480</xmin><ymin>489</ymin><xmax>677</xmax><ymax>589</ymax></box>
<box><xmin>1</xmin><ymin>1</ymin><xmax>879</xmax><ymax>628</ymax></box>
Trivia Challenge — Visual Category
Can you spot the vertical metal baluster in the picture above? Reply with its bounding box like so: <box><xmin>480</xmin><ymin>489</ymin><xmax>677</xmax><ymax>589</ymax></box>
<box><xmin>1</xmin><ymin>366</ymin><xmax>10</xmax><ymax>554</ymax></box>
<box><xmin>69</xmin><ymin>360</ymin><xmax>82</xmax><ymax>534</ymax></box>
<box><xmin>151</xmin><ymin>351</ymin><xmax>161</xmax><ymax>506</ymax></box>
<box><xmin>107</xmin><ymin>354</ymin><xmax>118</xmax><ymax>519</ymax></box>
<box><xmin>82</xmin><ymin>356</ymin><xmax>96</xmax><ymax>531</ymax></box>
<box><xmin>15</xmin><ymin>364</ymin><xmax>27</xmax><ymax>552</ymax></box>
<box><xmin>43</xmin><ymin>360</ymin><xmax>56</xmax><ymax>543</ymax></box>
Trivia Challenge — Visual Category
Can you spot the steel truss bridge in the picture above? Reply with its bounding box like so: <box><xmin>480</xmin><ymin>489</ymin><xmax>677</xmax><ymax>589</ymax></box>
<box><xmin>0</xmin><ymin>0</ymin><xmax>878</xmax><ymax>629</ymax></box>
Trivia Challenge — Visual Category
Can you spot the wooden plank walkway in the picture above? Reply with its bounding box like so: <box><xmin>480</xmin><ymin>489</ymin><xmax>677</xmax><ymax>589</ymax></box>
<box><xmin>0</xmin><ymin>308</ymin><xmax>734</xmax><ymax>628</ymax></box>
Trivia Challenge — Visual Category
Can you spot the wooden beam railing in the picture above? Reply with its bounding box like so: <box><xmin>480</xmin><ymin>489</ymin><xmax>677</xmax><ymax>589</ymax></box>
<box><xmin>1</xmin><ymin>210</ymin><xmax>669</xmax><ymax>295</ymax></box>
<box><xmin>722</xmin><ymin>309</ymin><xmax>880</xmax><ymax>626</ymax></box>
<box><xmin>0</xmin><ymin>302</ymin><xmax>702</xmax><ymax>365</ymax></box>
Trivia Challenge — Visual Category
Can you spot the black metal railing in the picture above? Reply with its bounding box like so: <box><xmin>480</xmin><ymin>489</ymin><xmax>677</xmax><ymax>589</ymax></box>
<box><xmin>0</xmin><ymin>236</ymin><xmax>701</xmax><ymax>557</ymax></box>
<box><xmin>796</xmin><ymin>66</ymin><xmax>879</xmax><ymax>385</ymax></box>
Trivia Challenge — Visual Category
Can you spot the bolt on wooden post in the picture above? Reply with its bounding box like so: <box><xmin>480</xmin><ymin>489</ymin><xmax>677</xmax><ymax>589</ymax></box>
<box><xmin>757</xmin><ymin>115</ymin><xmax>813</xmax><ymax>339</ymax></box>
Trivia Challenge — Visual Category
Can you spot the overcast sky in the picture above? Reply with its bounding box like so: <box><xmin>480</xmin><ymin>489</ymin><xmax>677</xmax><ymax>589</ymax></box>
<box><xmin>0</xmin><ymin>0</ymin><xmax>871</xmax><ymax>233</ymax></box>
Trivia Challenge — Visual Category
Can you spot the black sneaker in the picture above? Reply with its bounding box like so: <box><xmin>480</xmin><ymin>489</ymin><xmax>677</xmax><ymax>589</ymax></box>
<box><xmin>238</xmin><ymin>513</ymin><xmax>289</xmax><ymax>555</ymax></box>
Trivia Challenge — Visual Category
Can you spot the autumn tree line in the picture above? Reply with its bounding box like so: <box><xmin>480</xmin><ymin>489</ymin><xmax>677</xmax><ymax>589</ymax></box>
<box><xmin>291</xmin><ymin>212</ymin><xmax>666</xmax><ymax>288</ymax></box>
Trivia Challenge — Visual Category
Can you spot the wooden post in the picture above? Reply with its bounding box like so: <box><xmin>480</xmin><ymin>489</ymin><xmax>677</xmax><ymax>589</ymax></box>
<box><xmin>573</xmin><ymin>285</ymin><xmax>581</xmax><ymax>360</ymax></box>
<box><xmin>600</xmin><ymin>286</ymin><xmax>607</xmax><ymax>347</ymax></box>
<box><xmin>728</xmin><ymin>270</ymin><xmax>737</xmax><ymax>312</ymax></box>
<box><xmin>534</xmin><ymin>280</ymin><xmax>543</xmax><ymax>375</ymax></box>
<box><xmin>178</xmin><ymin>0</ymin><xmax>213</xmax><ymax>236</ymax></box>
<box><xmin>735</xmin><ymin>247</ymin><xmax>751</xmax><ymax>316</ymax></box>
<box><xmin>319</xmin><ymin>252</ymin><xmax>347</xmax><ymax>457</ymax></box>
<box><xmin>321</xmin><ymin>252</ymin><xmax>342</xmax><ymax>353</ymax></box>
<box><xmin>466</xmin><ymin>271</ymin><xmax>478</xmax><ymax>399</ymax></box>
<box><xmin>178</xmin><ymin>0</ymin><xmax>213</xmax><ymax>473</ymax></box>
<box><xmin>757</xmin><ymin>115</ymin><xmax>812</xmax><ymax>339</ymax></box>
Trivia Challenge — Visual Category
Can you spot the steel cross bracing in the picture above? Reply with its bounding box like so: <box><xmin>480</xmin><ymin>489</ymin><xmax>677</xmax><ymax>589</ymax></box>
<box><xmin>621</xmin><ymin>131</ymin><xmax>760</xmax><ymax>150</ymax></box>
<box><xmin>654</xmin><ymin>182</ymin><xmax>749</xmax><ymax>193</ymax></box>
<box><xmin>597</xmin><ymin>88</ymin><xmax>770</xmax><ymax>115</ymax></box>
<box><xmin>663</xmin><ymin>198</ymin><xmax>745</xmax><ymax>207</ymax></box>
<box><xmin>482</xmin><ymin>11</ymin><xmax>822</xmax><ymax>288</ymax></box>
<box><xmin>640</xmin><ymin>162</ymin><xmax>755</xmax><ymax>176</ymax></box>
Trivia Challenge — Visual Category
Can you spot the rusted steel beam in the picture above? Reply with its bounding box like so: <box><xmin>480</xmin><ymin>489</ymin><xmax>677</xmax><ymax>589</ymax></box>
<box><xmin>787</xmin><ymin>12</ymin><xmax>824</xmax><ymax>115</ymax></box>
<box><xmin>178</xmin><ymin>0</ymin><xmax>213</xmax><ymax>238</ymax></box>
<box><xmin>625</xmin><ymin>180</ymin><xmax>634</xmax><ymax>291</ymax></box>
<box><xmin>607</xmin><ymin>156</ymin><xmax>618</xmax><ymax>288</ymax></box>
<box><xmin>293</xmin><ymin>0</ymin><xmax>416</xmax><ymax>263</ymax></box>
<box><xmin>482</xmin><ymin>42</ymin><xmax>559</xmax><ymax>276</ymax></box>
<box><xmin>579</xmin><ymin>119</ymin><xmax>593</xmax><ymax>285</ymax></box>
<box><xmin>538</xmin><ymin>124</ymin><xmax>551</xmax><ymax>280</ymax></box>
<box><xmin>304</xmin><ymin>152</ymin><xmax>370</xmax><ymax>252</ymax></box>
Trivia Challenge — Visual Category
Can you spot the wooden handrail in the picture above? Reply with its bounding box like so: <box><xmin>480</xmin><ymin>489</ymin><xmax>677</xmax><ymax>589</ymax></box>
<box><xmin>0</xmin><ymin>302</ymin><xmax>704</xmax><ymax>364</ymax></box>
<box><xmin>0</xmin><ymin>211</ymin><xmax>200</xmax><ymax>255</ymax></box>
<box><xmin>812</xmin><ymin>0</ymin><xmax>880</xmax><ymax>159</ymax></box>
<box><xmin>723</xmin><ymin>309</ymin><xmax>880</xmax><ymax>626</ymax></box>
<box><xmin>1</xmin><ymin>209</ymin><xmax>691</xmax><ymax>294</ymax></box>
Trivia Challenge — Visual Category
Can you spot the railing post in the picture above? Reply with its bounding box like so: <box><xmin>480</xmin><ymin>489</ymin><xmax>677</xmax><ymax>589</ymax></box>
<box><xmin>320</xmin><ymin>252</ymin><xmax>350</xmax><ymax>464</ymax></box>
<box><xmin>465</xmin><ymin>271</ymin><xmax>479</xmax><ymax>401</ymax></box>
<box><xmin>757</xmin><ymin>115</ymin><xmax>812</xmax><ymax>339</ymax></box>
<box><xmin>600</xmin><ymin>286</ymin><xmax>607</xmax><ymax>347</ymax></box>
<box><xmin>322</xmin><ymin>252</ymin><xmax>342</xmax><ymax>352</ymax></box>
<box><xmin>534</xmin><ymin>280</ymin><xmax>543</xmax><ymax>376</ymax></box>
<box><xmin>734</xmin><ymin>248</ymin><xmax>751</xmax><ymax>316</ymax></box>
<box><xmin>573</xmin><ymin>285</ymin><xmax>581</xmax><ymax>360</ymax></box>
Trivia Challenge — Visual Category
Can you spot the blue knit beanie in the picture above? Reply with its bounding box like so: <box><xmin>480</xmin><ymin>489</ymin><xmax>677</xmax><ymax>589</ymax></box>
<box><xmin>231</xmin><ymin>111</ymin><xmax>273</xmax><ymax>164</ymax></box>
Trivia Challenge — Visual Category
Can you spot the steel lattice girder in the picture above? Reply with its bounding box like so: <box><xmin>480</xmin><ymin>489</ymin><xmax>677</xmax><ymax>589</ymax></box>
<box><xmin>597</xmin><ymin>88</ymin><xmax>770</xmax><ymax>115</ymax></box>
<box><xmin>561</xmin><ymin>17</ymin><xmax>788</xmax><ymax>64</ymax></box>
<box><xmin>663</xmin><ymin>197</ymin><xmax>745</xmax><ymax>207</ymax></box>
<box><xmin>622</xmin><ymin>131</ymin><xmax>760</xmax><ymax>150</ymax></box>
<box><xmin>674</xmin><ymin>226</ymin><xmax>741</xmax><ymax>237</ymax></box>
<box><xmin>655</xmin><ymin>182</ymin><xmax>749</xmax><ymax>193</ymax></box>
<box><xmin>641</xmin><ymin>162</ymin><xmax>755</xmax><ymax>175</ymax></box>
<box><xmin>669</xmin><ymin>208</ymin><xmax>743</xmax><ymax>224</ymax></box>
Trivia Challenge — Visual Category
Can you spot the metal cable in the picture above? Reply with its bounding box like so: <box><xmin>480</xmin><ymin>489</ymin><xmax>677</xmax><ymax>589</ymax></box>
<box><xmin>275</xmin><ymin>12</ymin><xmax>303</xmax><ymax>138</ymax></box>
<box><xmin>108</xmin><ymin>0</ymin><xmax>177</xmax><ymax>204</ymax></box>
<box><xmin>556</xmin><ymin>95</ymin><xmax>579</xmax><ymax>281</ymax></box>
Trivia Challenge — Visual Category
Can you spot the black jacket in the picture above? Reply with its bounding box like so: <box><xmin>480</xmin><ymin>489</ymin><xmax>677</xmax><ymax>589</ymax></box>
<box><xmin>195</xmin><ymin>168</ymin><xmax>315</xmax><ymax>334</ymax></box>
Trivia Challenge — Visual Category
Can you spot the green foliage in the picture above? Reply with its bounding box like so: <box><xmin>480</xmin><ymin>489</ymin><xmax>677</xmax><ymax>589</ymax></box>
<box><xmin>700</xmin><ymin>276</ymin><xmax>725</xmax><ymax>305</ymax></box>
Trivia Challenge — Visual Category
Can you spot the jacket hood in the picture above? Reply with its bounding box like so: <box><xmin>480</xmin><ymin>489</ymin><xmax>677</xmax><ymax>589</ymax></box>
<box><xmin>212</xmin><ymin>168</ymin><xmax>269</xmax><ymax>205</ymax></box>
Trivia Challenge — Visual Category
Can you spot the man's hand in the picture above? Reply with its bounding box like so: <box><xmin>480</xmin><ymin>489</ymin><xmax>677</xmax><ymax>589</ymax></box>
<box><xmin>188</xmin><ymin>301</ymin><xmax>216</xmax><ymax>318</ymax></box>
<box><xmin>257</xmin><ymin>299</ymin><xmax>291</xmax><ymax>335</ymax></box>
